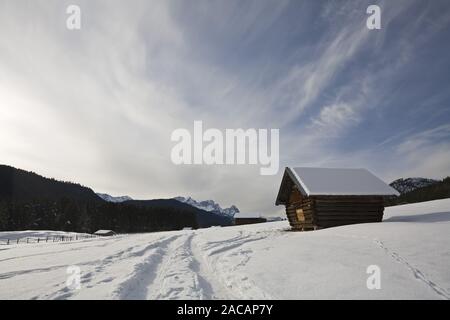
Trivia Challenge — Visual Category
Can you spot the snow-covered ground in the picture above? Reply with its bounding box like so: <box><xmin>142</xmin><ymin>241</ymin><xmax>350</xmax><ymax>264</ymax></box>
<box><xmin>0</xmin><ymin>199</ymin><xmax>449</xmax><ymax>300</ymax></box>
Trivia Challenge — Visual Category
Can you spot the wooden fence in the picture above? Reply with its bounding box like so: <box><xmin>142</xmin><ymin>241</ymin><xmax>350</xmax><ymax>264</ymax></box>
<box><xmin>0</xmin><ymin>234</ymin><xmax>100</xmax><ymax>246</ymax></box>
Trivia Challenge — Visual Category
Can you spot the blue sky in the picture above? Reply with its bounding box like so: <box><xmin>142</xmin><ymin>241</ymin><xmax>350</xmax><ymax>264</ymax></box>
<box><xmin>0</xmin><ymin>0</ymin><xmax>450</xmax><ymax>216</ymax></box>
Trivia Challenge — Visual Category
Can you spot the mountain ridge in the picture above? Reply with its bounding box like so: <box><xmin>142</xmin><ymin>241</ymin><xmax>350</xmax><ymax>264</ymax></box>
<box><xmin>174</xmin><ymin>196</ymin><xmax>239</xmax><ymax>218</ymax></box>
<box><xmin>96</xmin><ymin>193</ymin><xmax>133</xmax><ymax>203</ymax></box>
<box><xmin>95</xmin><ymin>193</ymin><xmax>239</xmax><ymax>219</ymax></box>
<box><xmin>387</xmin><ymin>176</ymin><xmax>450</xmax><ymax>206</ymax></box>
<box><xmin>389</xmin><ymin>177</ymin><xmax>439</xmax><ymax>194</ymax></box>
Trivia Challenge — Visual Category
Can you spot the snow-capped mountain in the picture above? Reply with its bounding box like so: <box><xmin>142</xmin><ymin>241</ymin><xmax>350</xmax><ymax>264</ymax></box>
<box><xmin>174</xmin><ymin>196</ymin><xmax>239</xmax><ymax>217</ymax></box>
<box><xmin>389</xmin><ymin>178</ymin><xmax>438</xmax><ymax>194</ymax></box>
<box><xmin>97</xmin><ymin>193</ymin><xmax>133</xmax><ymax>203</ymax></box>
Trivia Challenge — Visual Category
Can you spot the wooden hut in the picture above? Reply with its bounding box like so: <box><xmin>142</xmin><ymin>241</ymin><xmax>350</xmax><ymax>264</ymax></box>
<box><xmin>275</xmin><ymin>167</ymin><xmax>399</xmax><ymax>231</ymax></box>
<box><xmin>234</xmin><ymin>217</ymin><xmax>267</xmax><ymax>226</ymax></box>
<box><xmin>94</xmin><ymin>230</ymin><xmax>116</xmax><ymax>236</ymax></box>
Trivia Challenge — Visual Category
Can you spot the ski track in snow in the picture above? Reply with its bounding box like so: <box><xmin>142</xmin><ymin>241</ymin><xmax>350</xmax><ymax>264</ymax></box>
<box><xmin>189</xmin><ymin>233</ymin><xmax>233</xmax><ymax>299</ymax></box>
<box><xmin>22</xmin><ymin>229</ymin><xmax>270</xmax><ymax>300</ymax></box>
<box><xmin>373</xmin><ymin>239</ymin><xmax>450</xmax><ymax>300</ymax></box>
<box><xmin>0</xmin><ymin>237</ymin><xmax>124</xmax><ymax>264</ymax></box>
<box><xmin>114</xmin><ymin>234</ymin><xmax>183</xmax><ymax>300</ymax></box>
<box><xmin>114</xmin><ymin>231</ymin><xmax>263</xmax><ymax>300</ymax></box>
<box><xmin>200</xmin><ymin>231</ymin><xmax>273</xmax><ymax>299</ymax></box>
<box><xmin>333</xmin><ymin>232</ymin><xmax>450</xmax><ymax>300</ymax></box>
<box><xmin>1</xmin><ymin>227</ymin><xmax>448</xmax><ymax>300</ymax></box>
<box><xmin>40</xmin><ymin>235</ymin><xmax>175</xmax><ymax>300</ymax></box>
<box><xmin>0</xmin><ymin>229</ymin><xmax>269</xmax><ymax>300</ymax></box>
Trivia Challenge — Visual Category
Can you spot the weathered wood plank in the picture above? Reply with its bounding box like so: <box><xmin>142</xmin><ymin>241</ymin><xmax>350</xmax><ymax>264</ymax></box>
<box><xmin>313</xmin><ymin>209</ymin><xmax>383</xmax><ymax>215</ymax></box>
<box><xmin>313</xmin><ymin>197</ymin><xmax>382</xmax><ymax>202</ymax></box>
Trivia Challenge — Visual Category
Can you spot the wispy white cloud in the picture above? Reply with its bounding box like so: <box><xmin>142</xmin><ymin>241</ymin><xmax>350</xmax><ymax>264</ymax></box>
<box><xmin>396</xmin><ymin>124</ymin><xmax>450</xmax><ymax>155</ymax></box>
<box><xmin>311</xmin><ymin>103</ymin><xmax>360</xmax><ymax>132</ymax></box>
<box><xmin>0</xmin><ymin>0</ymin><xmax>449</xmax><ymax>216</ymax></box>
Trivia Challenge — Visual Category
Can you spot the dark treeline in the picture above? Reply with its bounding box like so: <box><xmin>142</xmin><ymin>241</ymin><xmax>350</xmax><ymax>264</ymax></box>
<box><xmin>0</xmin><ymin>165</ymin><xmax>100</xmax><ymax>202</ymax></box>
<box><xmin>386</xmin><ymin>176</ymin><xmax>450</xmax><ymax>206</ymax></box>
<box><xmin>0</xmin><ymin>198</ymin><xmax>199</xmax><ymax>233</ymax></box>
<box><xmin>0</xmin><ymin>165</ymin><xmax>232</xmax><ymax>233</ymax></box>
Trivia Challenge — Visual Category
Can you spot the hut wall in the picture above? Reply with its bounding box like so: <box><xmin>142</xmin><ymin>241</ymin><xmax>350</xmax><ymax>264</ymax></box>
<box><xmin>285</xmin><ymin>193</ymin><xmax>385</xmax><ymax>230</ymax></box>
<box><xmin>285</xmin><ymin>188</ymin><xmax>315</xmax><ymax>231</ymax></box>
<box><xmin>311</xmin><ymin>196</ymin><xmax>384</xmax><ymax>228</ymax></box>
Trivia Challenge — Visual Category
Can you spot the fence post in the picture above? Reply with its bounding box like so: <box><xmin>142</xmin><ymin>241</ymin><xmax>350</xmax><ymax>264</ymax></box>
<box><xmin>37</xmin><ymin>238</ymin><xmax>40</xmax><ymax>243</ymax></box>
<box><xmin>17</xmin><ymin>238</ymin><xmax>19</xmax><ymax>244</ymax></box>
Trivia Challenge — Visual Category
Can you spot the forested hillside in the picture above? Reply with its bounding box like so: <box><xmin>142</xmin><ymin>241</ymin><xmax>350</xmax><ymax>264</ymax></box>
<box><xmin>0</xmin><ymin>165</ymin><xmax>231</xmax><ymax>232</ymax></box>
<box><xmin>386</xmin><ymin>177</ymin><xmax>450</xmax><ymax>206</ymax></box>
<box><xmin>0</xmin><ymin>165</ymin><xmax>101</xmax><ymax>202</ymax></box>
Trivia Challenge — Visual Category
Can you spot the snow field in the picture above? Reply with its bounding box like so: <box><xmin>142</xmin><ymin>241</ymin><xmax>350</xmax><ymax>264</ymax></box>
<box><xmin>0</xmin><ymin>199</ymin><xmax>449</xmax><ymax>299</ymax></box>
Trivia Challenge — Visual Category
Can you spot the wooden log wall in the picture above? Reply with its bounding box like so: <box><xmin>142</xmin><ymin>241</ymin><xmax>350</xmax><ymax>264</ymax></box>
<box><xmin>312</xmin><ymin>196</ymin><xmax>384</xmax><ymax>228</ymax></box>
<box><xmin>285</xmin><ymin>188</ymin><xmax>316</xmax><ymax>231</ymax></box>
<box><xmin>285</xmin><ymin>192</ymin><xmax>384</xmax><ymax>231</ymax></box>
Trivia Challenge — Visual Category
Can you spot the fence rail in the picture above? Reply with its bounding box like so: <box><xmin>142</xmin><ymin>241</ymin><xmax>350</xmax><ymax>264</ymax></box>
<box><xmin>0</xmin><ymin>234</ymin><xmax>100</xmax><ymax>245</ymax></box>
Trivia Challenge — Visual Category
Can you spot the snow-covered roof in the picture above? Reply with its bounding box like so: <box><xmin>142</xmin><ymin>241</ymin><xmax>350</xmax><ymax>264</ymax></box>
<box><xmin>278</xmin><ymin>167</ymin><xmax>399</xmax><ymax>200</ymax></box>
<box><xmin>94</xmin><ymin>230</ymin><xmax>116</xmax><ymax>235</ymax></box>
